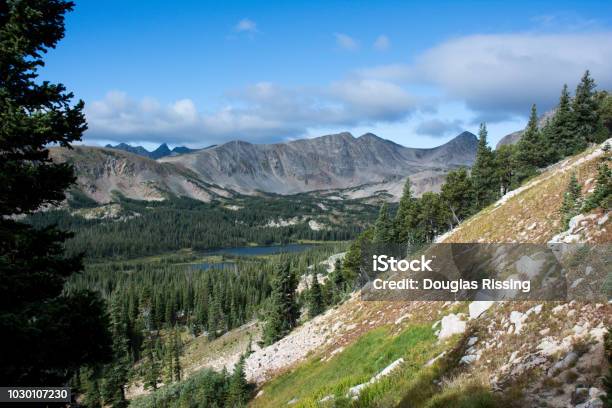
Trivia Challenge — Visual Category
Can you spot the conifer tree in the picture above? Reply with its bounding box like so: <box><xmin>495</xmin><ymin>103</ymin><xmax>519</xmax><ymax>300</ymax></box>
<box><xmin>81</xmin><ymin>368</ymin><xmax>102</xmax><ymax>408</ymax></box>
<box><xmin>583</xmin><ymin>162</ymin><xmax>611</xmax><ymax>211</ymax></box>
<box><xmin>539</xmin><ymin>118</ymin><xmax>556</xmax><ymax>165</ymax></box>
<box><xmin>516</xmin><ymin>104</ymin><xmax>543</xmax><ymax>181</ymax></box>
<box><xmin>394</xmin><ymin>178</ymin><xmax>419</xmax><ymax>244</ymax></box>
<box><xmin>343</xmin><ymin>229</ymin><xmax>373</xmax><ymax>287</ymax></box>
<box><xmin>0</xmin><ymin>0</ymin><xmax>112</xmax><ymax>385</ymax></box>
<box><xmin>329</xmin><ymin>270</ymin><xmax>345</xmax><ymax>304</ymax></box>
<box><xmin>471</xmin><ymin>123</ymin><xmax>498</xmax><ymax>207</ymax></box>
<box><xmin>307</xmin><ymin>272</ymin><xmax>324</xmax><ymax>318</ymax></box>
<box><xmin>495</xmin><ymin>144</ymin><xmax>516</xmax><ymax>195</ymax></box>
<box><xmin>325</xmin><ymin>258</ymin><xmax>346</xmax><ymax>304</ymax></box>
<box><xmin>207</xmin><ymin>294</ymin><xmax>225</xmax><ymax>339</ymax></box>
<box><xmin>154</xmin><ymin>294</ymin><xmax>165</xmax><ymax>330</ymax></box>
<box><xmin>101</xmin><ymin>296</ymin><xmax>131</xmax><ymax>407</ymax></box>
<box><xmin>417</xmin><ymin>192</ymin><xmax>449</xmax><ymax>242</ymax></box>
<box><xmin>263</xmin><ymin>262</ymin><xmax>298</xmax><ymax>345</ymax></box>
<box><xmin>226</xmin><ymin>355</ymin><xmax>250</xmax><ymax>407</ymax></box>
<box><xmin>161</xmin><ymin>341</ymin><xmax>174</xmax><ymax>385</ymax></box>
<box><xmin>160</xmin><ymin>341</ymin><xmax>174</xmax><ymax>384</ymax></box>
<box><xmin>334</xmin><ymin>258</ymin><xmax>343</xmax><ymax>277</ymax></box>
<box><xmin>343</xmin><ymin>234</ymin><xmax>363</xmax><ymax>276</ymax></box>
<box><xmin>573</xmin><ymin>70</ymin><xmax>602</xmax><ymax>143</ymax></box>
<box><xmin>172</xmin><ymin>329</ymin><xmax>182</xmax><ymax>382</ymax></box>
<box><xmin>141</xmin><ymin>334</ymin><xmax>161</xmax><ymax>391</ymax></box>
<box><xmin>131</xmin><ymin>313</ymin><xmax>145</xmax><ymax>362</ymax></box>
<box><xmin>597</xmin><ymin>92</ymin><xmax>612</xmax><ymax>137</ymax></box>
<box><xmin>164</xmin><ymin>299</ymin><xmax>175</xmax><ymax>326</ymax></box>
<box><xmin>560</xmin><ymin>173</ymin><xmax>583</xmax><ymax>229</ymax></box>
<box><xmin>373</xmin><ymin>202</ymin><xmax>393</xmax><ymax>243</ymax></box>
<box><xmin>548</xmin><ymin>84</ymin><xmax>584</xmax><ymax>158</ymax></box>
<box><xmin>441</xmin><ymin>168</ymin><xmax>476</xmax><ymax>225</ymax></box>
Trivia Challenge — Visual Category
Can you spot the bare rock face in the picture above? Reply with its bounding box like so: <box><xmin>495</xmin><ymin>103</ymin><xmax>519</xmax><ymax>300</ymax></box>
<box><xmin>50</xmin><ymin>146</ymin><xmax>234</xmax><ymax>203</ymax></box>
<box><xmin>496</xmin><ymin>130</ymin><xmax>523</xmax><ymax>149</ymax></box>
<box><xmin>438</xmin><ymin>313</ymin><xmax>467</xmax><ymax>340</ymax></box>
<box><xmin>469</xmin><ymin>301</ymin><xmax>494</xmax><ymax>319</ymax></box>
<box><xmin>161</xmin><ymin>131</ymin><xmax>478</xmax><ymax>196</ymax></box>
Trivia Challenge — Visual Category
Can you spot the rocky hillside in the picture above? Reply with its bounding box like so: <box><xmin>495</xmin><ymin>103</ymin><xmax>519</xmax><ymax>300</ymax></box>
<box><xmin>50</xmin><ymin>146</ymin><xmax>234</xmax><ymax>203</ymax></box>
<box><xmin>146</xmin><ymin>140</ymin><xmax>610</xmax><ymax>408</ymax></box>
<box><xmin>160</xmin><ymin>131</ymin><xmax>478</xmax><ymax>196</ymax></box>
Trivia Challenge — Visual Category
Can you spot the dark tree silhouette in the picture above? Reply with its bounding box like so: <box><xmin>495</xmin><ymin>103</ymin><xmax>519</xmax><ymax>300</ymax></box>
<box><xmin>0</xmin><ymin>0</ymin><xmax>111</xmax><ymax>385</ymax></box>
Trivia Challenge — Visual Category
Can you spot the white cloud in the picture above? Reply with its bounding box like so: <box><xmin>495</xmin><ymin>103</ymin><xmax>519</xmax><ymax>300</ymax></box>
<box><xmin>171</xmin><ymin>99</ymin><xmax>198</xmax><ymax>122</ymax></box>
<box><xmin>329</xmin><ymin>79</ymin><xmax>414</xmax><ymax>121</ymax></box>
<box><xmin>85</xmin><ymin>80</ymin><xmax>417</xmax><ymax>146</ymax></box>
<box><xmin>237</xmin><ymin>79</ymin><xmax>417</xmax><ymax>125</ymax></box>
<box><xmin>86</xmin><ymin>91</ymin><xmax>297</xmax><ymax>145</ymax></box>
<box><xmin>373</xmin><ymin>35</ymin><xmax>390</xmax><ymax>51</ymax></box>
<box><xmin>415</xmin><ymin>118</ymin><xmax>463</xmax><ymax>137</ymax></box>
<box><xmin>416</xmin><ymin>33</ymin><xmax>612</xmax><ymax>114</ymax></box>
<box><xmin>359</xmin><ymin>32</ymin><xmax>612</xmax><ymax>118</ymax></box>
<box><xmin>235</xmin><ymin>18</ymin><xmax>257</xmax><ymax>33</ymax></box>
<box><xmin>334</xmin><ymin>33</ymin><xmax>359</xmax><ymax>51</ymax></box>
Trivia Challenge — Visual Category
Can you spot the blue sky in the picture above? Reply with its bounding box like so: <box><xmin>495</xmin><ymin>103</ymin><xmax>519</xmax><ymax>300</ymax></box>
<box><xmin>41</xmin><ymin>0</ymin><xmax>612</xmax><ymax>149</ymax></box>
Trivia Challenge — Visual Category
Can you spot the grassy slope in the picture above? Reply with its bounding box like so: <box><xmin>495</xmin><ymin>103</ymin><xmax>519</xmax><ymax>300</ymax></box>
<box><xmin>444</xmin><ymin>144</ymin><xmax>607</xmax><ymax>243</ymax></box>
<box><xmin>251</xmin><ymin>324</ymin><xmax>444</xmax><ymax>408</ymax></box>
<box><xmin>181</xmin><ymin>321</ymin><xmax>262</xmax><ymax>377</ymax></box>
<box><xmin>249</xmin><ymin>300</ymin><xmax>470</xmax><ymax>407</ymax></box>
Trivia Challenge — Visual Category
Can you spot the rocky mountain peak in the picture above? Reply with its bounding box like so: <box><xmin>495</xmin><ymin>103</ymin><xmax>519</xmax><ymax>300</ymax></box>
<box><xmin>150</xmin><ymin>143</ymin><xmax>172</xmax><ymax>159</ymax></box>
<box><xmin>357</xmin><ymin>132</ymin><xmax>391</xmax><ymax>144</ymax></box>
<box><xmin>303</xmin><ymin>132</ymin><xmax>355</xmax><ymax>144</ymax></box>
<box><xmin>453</xmin><ymin>131</ymin><xmax>479</xmax><ymax>142</ymax></box>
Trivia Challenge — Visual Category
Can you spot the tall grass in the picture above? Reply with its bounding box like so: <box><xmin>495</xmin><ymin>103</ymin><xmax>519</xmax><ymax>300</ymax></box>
<box><xmin>251</xmin><ymin>324</ymin><xmax>445</xmax><ymax>407</ymax></box>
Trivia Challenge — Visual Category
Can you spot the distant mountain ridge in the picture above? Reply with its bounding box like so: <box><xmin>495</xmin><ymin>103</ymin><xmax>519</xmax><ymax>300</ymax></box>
<box><xmin>161</xmin><ymin>131</ymin><xmax>478</xmax><ymax>196</ymax></box>
<box><xmin>104</xmin><ymin>142</ymin><xmax>198</xmax><ymax>159</ymax></box>
<box><xmin>55</xmin><ymin>131</ymin><xmax>478</xmax><ymax>203</ymax></box>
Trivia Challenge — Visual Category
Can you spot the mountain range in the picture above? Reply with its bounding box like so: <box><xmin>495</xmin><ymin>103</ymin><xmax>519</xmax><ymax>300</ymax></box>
<box><xmin>104</xmin><ymin>142</ymin><xmax>202</xmax><ymax>159</ymax></box>
<box><xmin>52</xmin><ymin>131</ymin><xmax>479</xmax><ymax>204</ymax></box>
